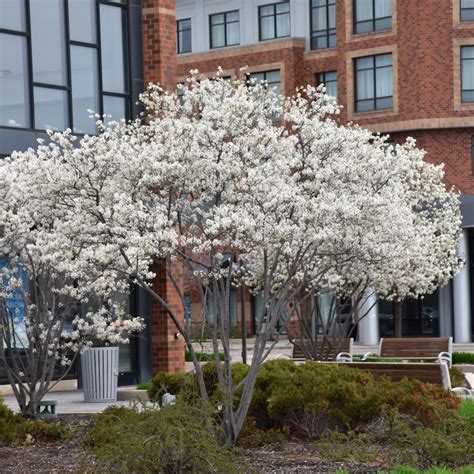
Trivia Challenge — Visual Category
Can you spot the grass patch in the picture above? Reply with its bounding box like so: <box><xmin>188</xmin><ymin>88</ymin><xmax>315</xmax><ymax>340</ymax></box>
<box><xmin>452</xmin><ymin>352</ymin><xmax>474</xmax><ymax>365</ymax></box>
<box><xmin>388</xmin><ymin>466</ymin><xmax>474</xmax><ymax>473</ymax></box>
<box><xmin>460</xmin><ymin>398</ymin><xmax>474</xmax><ymax>426</ymax></box>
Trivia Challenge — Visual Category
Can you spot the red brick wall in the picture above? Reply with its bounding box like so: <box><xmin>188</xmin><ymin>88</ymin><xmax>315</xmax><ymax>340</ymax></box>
<box><xmin>150</xmin><ymin>261</ymin><xmax>185</xmax><ymax>373</ymax></box>
<box><xmin>142</xmin><ymin>0</ymin><xmax>177</xmax><ymax>89</ymax></box>
<box><xmin>142</xmin><ymin>0</ymin><xmax>185</xmax><ymax>373</ymax></box>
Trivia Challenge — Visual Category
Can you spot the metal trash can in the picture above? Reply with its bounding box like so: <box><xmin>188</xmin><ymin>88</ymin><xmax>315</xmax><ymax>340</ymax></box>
<box><xmin>81</xmin><ymin>347</ymin><xmax>119</xmax><ymax>402</ymax></box>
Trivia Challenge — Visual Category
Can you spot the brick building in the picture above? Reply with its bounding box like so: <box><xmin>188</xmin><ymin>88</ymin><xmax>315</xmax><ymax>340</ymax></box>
<box><xmin>1</xmin><ymin>0</ymin><xmax>474</xmax><ymax>385</ymax></box>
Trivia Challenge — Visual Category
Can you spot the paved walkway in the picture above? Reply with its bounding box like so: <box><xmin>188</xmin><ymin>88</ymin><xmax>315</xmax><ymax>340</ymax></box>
<box><xmin>3</xmin><ymin>390</ymin><xmax>131</xmax><ymax>414</ymax></box>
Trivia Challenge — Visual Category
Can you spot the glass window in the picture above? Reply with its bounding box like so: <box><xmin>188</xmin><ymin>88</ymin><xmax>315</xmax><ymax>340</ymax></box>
<box><xmin>259</xmin><ymin>1</ymin><xmax>290</xmax><ymax>41</ymax></box>
<box><xmin>103</xmin><ymin>95</ymin><xmax>126</xmax><ymax>123</ymax></box>
<box><xmin>0</xmin><ymin>34</ymin><xmax>30</xmax><ymax>127</ymax></box>
<box><xmin>354</xmin><ymin>0</ymin><xmax>392</xmax><ymax>34</ymax></box>
<box><xmin>69</xmin><ymin>0</ymin><xmax>97</xmax><ymax>44</ymax></box>
<box><xmin>461</xmin><ymin>0</ymin><xmax>474</xmax><ymax>21</ymax></box>
<box><xmin>0</xmin><ymin>0</ymin><xmax>26</xmax><ymax>32</ymax></box>
<box><xmin>311</xmin><ymin>0</ymin><xmax>336</xmax><ymax>50</ymax></box>
<box><xmin>100</xmin><ymin>4</ymin><xmax>127</xmax><ymax>94</ymax></box>
<box><xmin>210</xmin><ymin>10</ymin><xmax>240</xmax><ymax>48</ymax></box>
<box><xmin>30</xmin><ymin>0</ymin><xmax>67</xmax><ymax>86</ymax></box>
<box><xmin>317</xmin><ymin>71</ymin><xmax>338</xmax><ymax>101</ymax></box>
<box><xmin>355</xmin><ymin>53</ymin><xmax>393</xmax><ymax>112</ymax></box>
<box><xmin>71</xmin><ymin>46</ymin><xmax>99</xmax><ymax>134</ymax></box>
<box><xmin>177</xmin><ymin>18</ymin><xmax>192</xmax><ymax>54</ymax></box>
<box><xmin>34</xmin><ymin>87</ymin><xmax>68</xmax><ymax>131</ymax></box>
<box><xmin>462</xmin><ymin>46</ymin><xmax>474</xmax><ymax>102</ymax></box>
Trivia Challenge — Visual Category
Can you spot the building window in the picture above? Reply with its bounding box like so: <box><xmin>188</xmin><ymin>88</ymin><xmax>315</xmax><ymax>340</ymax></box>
<box><xmin>354</xmin><ymin>53</ymin><xmax>393</xmax><ymax>112</ymax></box>
<box><xmin>210</xmin><ymin>10</ymin><xmax>240</xmax><ymax>49</ymax></box>
<box><xmin>0</xmin><ymin>0</ymin><xmax>130</xmax><ymax>132</ymax></box>
<box><xmin>354</xmin><ymin>0</ymin><xmax>392</xmax><ymax>34</ymax></box>
<box><xmin>316</xmin><ymin>71</ymin><xmax>338</xmax><ymax>101</ymax></box>
<box><xmin>462</xmin><ymin>46</ymin><xmax>474</xmax><ymax>102</ymax></box>
<box><xmin>461</xmin><ymin>0</ymin><xmax>474</xmax><ymax>21</ymax></box>
<box><xmin>248</xmin><ymin>70</ymin><xmax>281</xmax><ymax>95</ymax></box>
<box><xmin>310</xmin><ymin>0</ymin><xmax>336</xmax><ymax>50</ymax></box>
<box><xmin>259</xmin><ymin>1</ymin><xmax>290</xmax><ymax>41</ymax></box>
<box><xmin>177</xmin><ymin>18</ymin><xmax>191</xmax><ymax>54</ymax></box>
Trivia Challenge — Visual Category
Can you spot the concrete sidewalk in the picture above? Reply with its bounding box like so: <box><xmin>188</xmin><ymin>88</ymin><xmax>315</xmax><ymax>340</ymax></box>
<box><xmin>3</xmin><ymin>390</ymin><xmax>131</xmax><ymax>414</ymax></box>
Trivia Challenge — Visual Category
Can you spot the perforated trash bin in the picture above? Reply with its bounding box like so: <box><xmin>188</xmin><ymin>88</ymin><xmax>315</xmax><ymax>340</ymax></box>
<box><xmin>81</xmin><ymin>347</ymin><xmax>119</xmax><ymax>402</ymax></box>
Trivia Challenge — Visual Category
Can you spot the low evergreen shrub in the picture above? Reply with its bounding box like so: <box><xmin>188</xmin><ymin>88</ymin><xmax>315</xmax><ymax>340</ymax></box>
<box><xmin>83</xmin><ymin>403</ymin><xmax>245</xmax><ymax>473</ymax></box>
<box><xmin>452</xmin><ymin>352</ymin><xmax>474</xmax><ymax>365</ymax></box>
<box><xmin>0</xmin><ymin>394</ymin><xmax>69</xmax><ymax>445</ymax></box>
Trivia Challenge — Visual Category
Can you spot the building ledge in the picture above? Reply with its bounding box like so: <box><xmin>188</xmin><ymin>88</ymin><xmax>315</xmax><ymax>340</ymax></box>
<box><xmin>177</xmin><ymin>38</ymin><xmax>305</xmax><ymax>65</ymax></box>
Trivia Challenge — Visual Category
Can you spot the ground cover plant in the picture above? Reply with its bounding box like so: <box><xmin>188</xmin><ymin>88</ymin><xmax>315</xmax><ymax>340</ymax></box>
<box><xmin>0</xmin><ymin>394</ymin><xmax>68</xmax><ymax>445</ymax></box>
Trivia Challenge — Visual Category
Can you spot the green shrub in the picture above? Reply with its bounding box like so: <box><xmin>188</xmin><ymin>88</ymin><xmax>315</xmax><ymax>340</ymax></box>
<box><xmin>237</xmin><ymin>417</ymin><xmax>285</xmax><ymax>449</ymax></box>
<box><xmin>148</xmin><ymin>362</ymin><xmax>249</xmax><ymax>407</ymax></box>
<box><xmin>84</xmin><ymin>403</ymin><xmax>244</xmax><ymax>473</ymax></box>
<box><xmin>137</xmin><ymin>380</ymin><xmax>152</xmax><ymax>391</ymax></box>
<box><xmin>185</xmin><ymin>350</ymin><xmax>225</xmax><ymax>362</ymax></box>
<box><xmin>248</xmin><ymin>360</ymin><xmax>459</xmax><ymax>435</ymax></box>
<box><xmin>0</xmin><ymin>395</ymin><xmax>69</xmax><ymax>445</ymax></box>
<box><xmin>452</xmin><ymin>352</ymin><xmax>474</xmax><ymax>365</ymax></box>
<box><xmin>148</xmin><ymin>371</ymin><xmax>194</xmax><ymax>402</ymax></box>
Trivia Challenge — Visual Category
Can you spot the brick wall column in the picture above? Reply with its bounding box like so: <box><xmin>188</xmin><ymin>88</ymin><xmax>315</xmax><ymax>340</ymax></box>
<box><xmin>142</xmin><ymin>0</ymin><xmax>177</xmax><ymax>90</ymax></box>
<box><xmin>150</xmin><ymin>261</ymin><xmax>185</xmax><ymax>373</ymax></box>
<box><xmin>142</xmin><ymin>1</ymin><xmax>184</xmax><ymax>373</ymax></box>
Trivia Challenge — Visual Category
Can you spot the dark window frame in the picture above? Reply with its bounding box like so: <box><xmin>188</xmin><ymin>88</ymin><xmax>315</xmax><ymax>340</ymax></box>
<box><xmin>176</xmin><ymin>18</ymin><xmax>191</xmax><ymax>54</ymax></box>
<box><xmin>461</xmin><ymin>0</ymin><xmax>474</xmax><ymax>21</ymax></box>
<box><xmin>353</xmin><ymin>0</ymin><xmax>392</xmax><ymax>35</ymax></box>
<box><xmin>461</xmin><ymin>46</ymin><xmax>474</xmax><ymax>103</ymax></box>
<box><xmin>209</xmin><ymin>10</ymin><xmax>240</xmax><ymax>49</ymax></box>
<box><xmin>0</xmin><ymin>0</ymin><xmax>132</xmax><ymax>133</ymax></box>
<box><xmin>354</xmin><ymin>53</ymin><xmax>393</xmax><ymax>113</ymax></box>
<box><xmin>316</xmin><ymin>71</ymin><xmax>338</xmax><ymax>100</ymax></box>
<box><xmin>258</xmin><ymin>1</ymin><xmax>290</xmax><ymax>42</ymax></box>
<box><xmin>310</xmin><ymin>0</ymin><xmax>336</xmax><ymax>50</ymax></box>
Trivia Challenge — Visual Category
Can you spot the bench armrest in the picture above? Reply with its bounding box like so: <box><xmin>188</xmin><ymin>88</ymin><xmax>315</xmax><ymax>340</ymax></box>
<box><xmin>336</xmin><ymin>352</ymin><xmax>352</xmax><ymax>363</ymax></box>
<box><xmin>452</xmin><ymin>387</ymin><xmax>474</xmax><ymax>397</ymax></box>
<box><xmin>361</xmin><ymin>352</ymin><xmax>377</xmax><ymax>361</ymax></box>
<box><xmin>438</xmin><ymin>351</ymin><xmax>452</xmax><ymax>367</ymax></box>
<box><xmin>276</xmin><ymin>353</ymin><xmax>292</xmax><ymax>360</ymax></box>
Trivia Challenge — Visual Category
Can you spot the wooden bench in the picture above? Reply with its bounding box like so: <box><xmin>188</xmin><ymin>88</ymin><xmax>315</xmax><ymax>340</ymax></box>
<box><xmin>363</xmin><ymin>337</ymin><xmax>452</xmax><ymax>366</ymax></box>
<box><xmin>285</xmin><ymin>338</ymin><xmax>354</xmax><ymax>362</ymax></box>
<box><xmin>341</xmin><ymin>362</ymin><xmax>444</xmax><ymax>385</ymax></box>
<box><xmin>38</xmin><ymin>400</ymin><xmax>58</xmax><ymax>419</ymax></box>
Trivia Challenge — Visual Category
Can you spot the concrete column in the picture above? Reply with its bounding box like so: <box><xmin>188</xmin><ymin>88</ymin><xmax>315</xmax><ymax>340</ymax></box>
<box><xmin>358</xmin><ymin>291</ymin><xmax>379</xmax><ymax>345</ymax></box>
<box><xmin>438</xmin><ymin>283</ymin><xmax>453</xmax><ymax>338</ymax></box>
<box><xmin>453</xmin><ymin>229</ymin><xmax>472</xmax><ymax>343</ymax></box>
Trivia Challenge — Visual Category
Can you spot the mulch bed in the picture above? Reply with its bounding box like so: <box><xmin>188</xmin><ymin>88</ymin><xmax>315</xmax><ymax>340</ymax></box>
<box><xmin>0</xmin><ymin>415</ymin><xmax>389</xmax><ymax>473</ymax></box>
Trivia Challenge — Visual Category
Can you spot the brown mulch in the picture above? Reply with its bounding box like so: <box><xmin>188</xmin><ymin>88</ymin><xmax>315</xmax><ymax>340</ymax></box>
<box><xmin>0</xmin><ymin>415</ymin><xmax>389</xmax><ymax>473</ymax></box>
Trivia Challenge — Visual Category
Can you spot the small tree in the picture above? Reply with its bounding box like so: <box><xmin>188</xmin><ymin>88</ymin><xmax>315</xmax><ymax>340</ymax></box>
<box><xmin>0</xmin><ymin>150</ymin><xmax>144</xmax><ymax>417</ymax></box>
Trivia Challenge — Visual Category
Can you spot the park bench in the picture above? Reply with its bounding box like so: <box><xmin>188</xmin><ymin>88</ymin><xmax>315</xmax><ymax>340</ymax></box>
<box><xmin>283</xmin><ymin>338</ymin><xmax>354</xmax><ymax>362</ymax></box>
<box><xmin>38</xmin><ymin>399</ymin><xmax>58</xmax><ymax>419</ymax></box>
<box><xmin>341</xmin><ymin>361</ymin><xmax>444</xmax><ymax>384</ymax></box>
<box><xmin>363</xmin><ymin>337</ymin><xmax>452</xmax><ymax>366</ymax></box>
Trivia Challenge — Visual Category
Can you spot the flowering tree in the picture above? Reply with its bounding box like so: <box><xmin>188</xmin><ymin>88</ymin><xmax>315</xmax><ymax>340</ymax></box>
<box><xmin>2</xmin><ymin>71</ymin><xmax>461</xmax><ymax>440</ymax></box>
<box><xmin>0</xmin><ymin>148</ymin><xmax>144</xmax><ymax>417</ymax></box>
